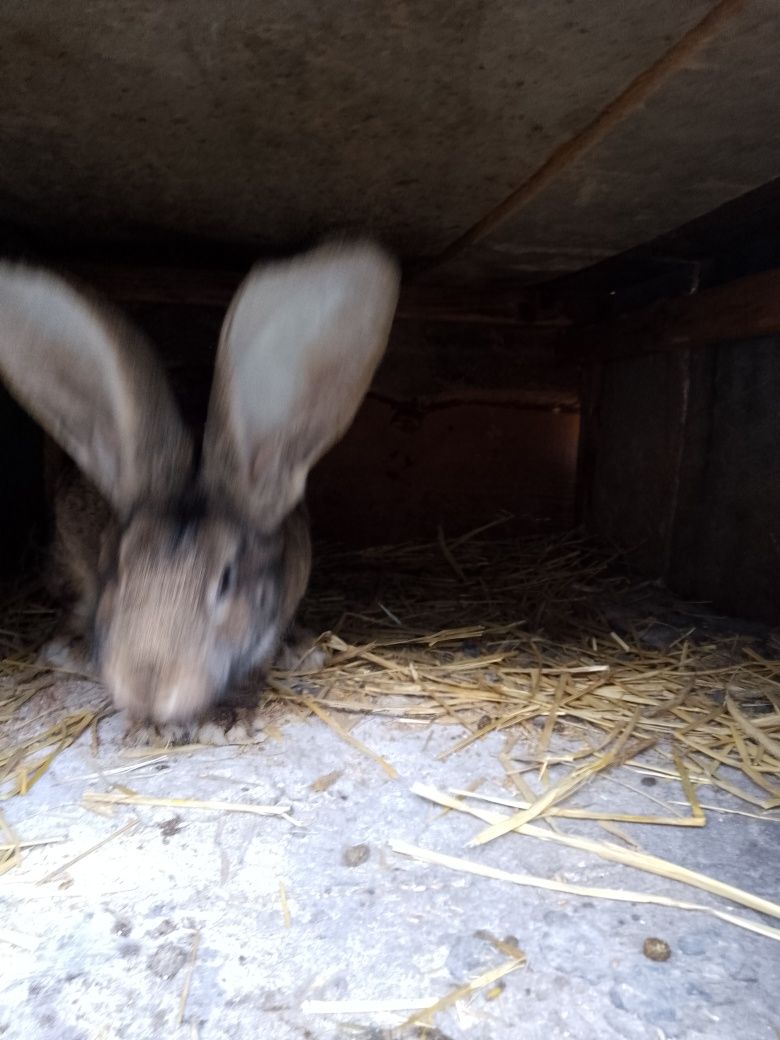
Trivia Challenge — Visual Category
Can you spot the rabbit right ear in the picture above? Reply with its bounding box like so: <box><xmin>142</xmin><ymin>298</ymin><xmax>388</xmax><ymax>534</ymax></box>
<box><xmin>202</xmin><ymin>240</ymin><xmax>400</xmax><ymax>531</ymax></box>
<box><xmin>0</xmin><ymin>264</ymin><xmax>192</xmax><ymax>515</ymax></box>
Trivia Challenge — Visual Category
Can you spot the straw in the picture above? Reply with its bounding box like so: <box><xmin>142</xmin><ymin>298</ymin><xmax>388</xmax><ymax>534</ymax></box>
<box><xmin>81</xmin><ymin>790</ymin><xmax>295</xmax><ymax>820</ymax></box>
<box><xmin>38</xmin><ymin>818</ymin><xmax>138</xmax><ymax>885</ymax></box>
<box><xmin>176</xmin><ymin>931</ymin><xmax>201</xmax><ymax>1028</ymax></box>
<box><xmin>411</xmin><ymin>784</ymin><xmax>780</xmax><ymax>922</ymax></box>
<box><xmin>390</xmin><ymin>840</ymin><xmax>780</xmax><ymax>944</ymax></box>
<box><xmin>2</xmin><ymin>527</ymin><xmax>778</xmax><ymax>879</ymax></box>
<box><xmin>0</xmin><ymin>927</ymin><xmax>39</xmax><ymax>951</ymax></box>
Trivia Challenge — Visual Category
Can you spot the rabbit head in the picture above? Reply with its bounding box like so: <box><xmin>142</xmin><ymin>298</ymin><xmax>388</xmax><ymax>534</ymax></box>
<box><xmin>0</xmin><ymin>241</ymin><xmax>400</xmax><ymax>723</ymax></box>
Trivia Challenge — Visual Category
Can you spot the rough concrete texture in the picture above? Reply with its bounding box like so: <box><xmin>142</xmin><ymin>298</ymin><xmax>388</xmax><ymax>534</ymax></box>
<box><xmin>2</xmin><ymin>682</ymin><xmax>778</xmax><ymax>1040</ymax></box>
<box><xmin>1</xmin><ymin>2</ymin><xmax>779</xmax><ymax>280</ymax></box>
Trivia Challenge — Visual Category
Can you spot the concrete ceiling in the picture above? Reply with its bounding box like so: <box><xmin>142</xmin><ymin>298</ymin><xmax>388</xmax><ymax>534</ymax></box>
<box><xmin>1</xmin><ymin>0</ymin><xmax>779</xmax><ymax>284</ymax></box>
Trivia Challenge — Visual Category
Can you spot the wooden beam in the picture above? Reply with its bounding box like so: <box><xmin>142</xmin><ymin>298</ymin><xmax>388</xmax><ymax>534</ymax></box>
<box><xmin>65</xmin><ymin>262</ymin><xmax>544</xmax><ymax>327</ymax></box>
<box><xmin>50</xmin><ymin>258</ymin><xmax>780</xmax><ymax>353</ymax></box>
<box><xmin>417</xmin><ymin>0</ymin><xmax>749</xmax><ymax>276</ymax></box>
<box><xmin>571</xmin><ymin>268</ymin><xmax>780</xmax><ymax>361</ymax></box>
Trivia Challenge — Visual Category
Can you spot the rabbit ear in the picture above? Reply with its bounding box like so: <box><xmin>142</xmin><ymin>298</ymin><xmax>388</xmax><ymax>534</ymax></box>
<box><xmin>202</xmin><ymin>240</ymin><xmax>400</xmax><ymax>530</ymax></box>
<box><xmin>0</xmin><ymin>264</ymin><xmax>193</xmax><ymax>516</ymax></box>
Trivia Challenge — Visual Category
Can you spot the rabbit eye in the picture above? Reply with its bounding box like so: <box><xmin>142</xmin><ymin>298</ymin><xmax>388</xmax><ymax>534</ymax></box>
<box><xmin>217</xmin><ymin>562</ymin><xmax>235</xmax><ymax>600</ymax></box>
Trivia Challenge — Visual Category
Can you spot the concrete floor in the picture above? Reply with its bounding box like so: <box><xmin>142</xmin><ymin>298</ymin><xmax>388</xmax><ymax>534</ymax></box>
<box><xmin>2</xmin><ymin>676</ymin><xmax>778</xmax><ymax>1040</ymax></box>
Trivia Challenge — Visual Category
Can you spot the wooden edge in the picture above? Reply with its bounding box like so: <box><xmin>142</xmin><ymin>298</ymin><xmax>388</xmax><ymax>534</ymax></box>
<box><xmin>63</xmin><ymin>262</ymin><xmax>545</xmax><ymax>327</ymax></box>
<box><xmin>567</xmin><ymin>268</ymin><xmax>780</xmax><ymax>362</ymax></box>
<box><xmin>32</xmin><ymin>258</ymin><xmax>780</xmax><ymax>353</ymax></box>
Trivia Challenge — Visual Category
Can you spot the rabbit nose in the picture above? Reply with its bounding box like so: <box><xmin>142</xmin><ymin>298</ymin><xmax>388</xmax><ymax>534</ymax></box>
<box><xmin>153</xmin><ymin>674</ymin><xmax>211</xmax><ymax>724</ymax></box>
<box><xmin>135</xmin><ymin>662</ymin><xmax>160</xmax><ymax>691</ymax></box>
<box><xmin>131</xmin><ymin>662</ymin><xmax>162</xmax><ymax>708</ymax></box>
<box><xmin>127</xmin><ymin>661</ymin><xmax>180</xmax><ymax>722</ymax></box>
<box><xmin>113</xmin><ymin>662</ymin><xmax>160</xmax><ymax>717</ymax></box>
<box><xmin>108</xmin><ymin>663</ymin><xmax>158</xmax><ymax>719</ymax></box>
<box><xmin>107</xmin><ymin>658</ymin><xmax>208</xmax><ymax>723</ymax></box>
<box><xmin>154</xmin><ymin>682</ymin><xmax>188</xmax><ymax>724</ymax></box>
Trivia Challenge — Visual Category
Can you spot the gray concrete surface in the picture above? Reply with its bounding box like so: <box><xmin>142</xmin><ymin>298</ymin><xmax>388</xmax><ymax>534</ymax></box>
<box><xmin>1</xmin><ymin>2</ymin><xmax>779</xmax><ymax>281</ymax></box>
<box><xmin>2</xmin><ymin>678</ymin><xmax>778</xmax><ymax>1040</ymax></box>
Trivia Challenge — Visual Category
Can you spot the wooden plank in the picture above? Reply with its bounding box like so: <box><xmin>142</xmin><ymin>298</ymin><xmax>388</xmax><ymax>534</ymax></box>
<box><xmin>65</xmin><ymin>262</ymin><xmax>542</xmax><ymax>327</ymax></box>
<box><xmin>574</xmin><ymin>268</ymin><xmax>780</xmax><ymax>360</ymax></box>
<box><xmin>421</xmin><ymin>0</ymin><xmax>749</xmax><ymax>274</ymax></box>
<box><xmin>50</xmin><ymin>257</ymin><xmax>780</xmax><ymax>351</ymax></box>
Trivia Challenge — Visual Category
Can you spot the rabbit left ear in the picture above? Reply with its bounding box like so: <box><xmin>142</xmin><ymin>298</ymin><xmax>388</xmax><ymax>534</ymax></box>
<box><xmin>0</xmin><ymin>264</ymin><xmax>193</xmax><ymax>516</ymax></box>
<box><xmin>202</xmin><ymin>240</ymin><xmax>400</xmax><ymax>531</ymax></box>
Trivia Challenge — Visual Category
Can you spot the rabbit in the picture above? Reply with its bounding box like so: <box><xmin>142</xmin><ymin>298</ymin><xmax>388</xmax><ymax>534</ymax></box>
<box><xmin>0</xmin><ymin>239</ymin><xmax>400</xmax><ymax>726</ymax></box>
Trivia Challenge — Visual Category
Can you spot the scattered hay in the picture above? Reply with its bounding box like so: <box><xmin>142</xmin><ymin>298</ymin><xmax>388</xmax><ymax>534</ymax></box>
<box><xmin>1</xmin><ymin>526</ymin><xmax>779</xmax><ymax>872</ymax></box>
<box><xmin>284</xmin><ymin>527</ymin><xmax>780</xmax><ymax>816</ymax></box>
<box><xmin>390</xmin><ymin>839</ymin><xmax>780</xmax><ymax>945</ymax></box>
<box><xmin>37</xmin><ymin>818</ymin><xmax>138</xmax><ymax>885</ymax></box>
<box><xmin>3</xmin><ymin>527</ymin><xmax>779</xmax><ymax>804</ymax></box>
<box><xmin>0</xmin><ymin>578</ymin><xmax>103</xmax><ymax>799</ymax></box>
<box><xmin>0</xmin><ymin>927</ymin><xmax>39</xmax><ymax>951</ymax></box>
<box><xmin>176</xmin><ymin>930</ymin><xmax>202</xmax><ymax>1029</ymax></box>
<box><xmin>408</xmin><ymin>784</ymin><xmax>780</xmax><ymax>929</ymax></box>
<box><xmin>80</xmin><ymin>790</ymin><xmax>295</xmax><ymax>821</ymax></box>
<box><xmin>300</xmin><ymin>950</ymin><xmax>526</xmax><ymax>1028</ymax></box>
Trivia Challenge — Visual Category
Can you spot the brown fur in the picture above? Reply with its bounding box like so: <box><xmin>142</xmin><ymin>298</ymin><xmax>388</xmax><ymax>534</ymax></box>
<box><xmin>0</xmin><ymin>241</ymin><xmax>399</xmax><ymax>724</ymax></box>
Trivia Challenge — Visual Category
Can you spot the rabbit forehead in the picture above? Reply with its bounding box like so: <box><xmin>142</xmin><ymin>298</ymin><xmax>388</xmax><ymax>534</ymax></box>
<box><xmin>115</xmin><ymin>508</ymin><xmax>283</xmax><ymax>602</ymax></box>
<box><xmin>103</xmin><ymin>515</ymin><xmax>280</xmax><ymax>658</ymax></box>
<box><xmin>124</xmin><ymin>508</ymin><xmax>241</xmax><ymax>563</ymax></box>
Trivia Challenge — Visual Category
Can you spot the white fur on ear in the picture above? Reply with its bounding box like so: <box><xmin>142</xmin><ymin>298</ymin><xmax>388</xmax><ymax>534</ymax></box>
<box><xmin>0</xmin><ymin>263</ymin><xmax>192</xmax><ymax>513</ymax></box>
<box><xmin>204</xmin><ymin>240</ymin><xmax>400</xmax><ymax>529</ymax></box>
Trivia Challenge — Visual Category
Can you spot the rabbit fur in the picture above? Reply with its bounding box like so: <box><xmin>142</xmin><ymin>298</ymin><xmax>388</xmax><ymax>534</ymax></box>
<box><xmin>0</xmin><ymin>240</ymin><xmax>400</xmax><ymax>725</ymax></box>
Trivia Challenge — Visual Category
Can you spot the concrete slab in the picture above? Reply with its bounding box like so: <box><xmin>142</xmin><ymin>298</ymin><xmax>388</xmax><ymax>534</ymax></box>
<box><xmin>2</xmin><ymin>680</ymin><xmax>778</xmax><ymax>1040</ymax></box>
<box><xmin>1</xmin><ymin>2</ymin><xmax>779</xmax><ymax>280</ymax></box>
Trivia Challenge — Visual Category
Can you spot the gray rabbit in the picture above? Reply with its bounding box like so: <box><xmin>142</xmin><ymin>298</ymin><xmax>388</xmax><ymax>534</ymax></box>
<box><xmin>0</xmin><ymin>240</ymin><xmax>400</xmax><ymax>725</ymax></box>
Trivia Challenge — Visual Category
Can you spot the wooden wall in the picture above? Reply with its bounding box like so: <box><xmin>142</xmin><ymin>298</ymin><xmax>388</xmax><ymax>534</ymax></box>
<box><xmin>579</xmin><ymin>271</ymin><xmax>780</xmax><ymax>623</ymax></box>
<box><xmin>0</xmin><ymin>298</ymin><xmax>580</xmax><ymax>574</ymax></box>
